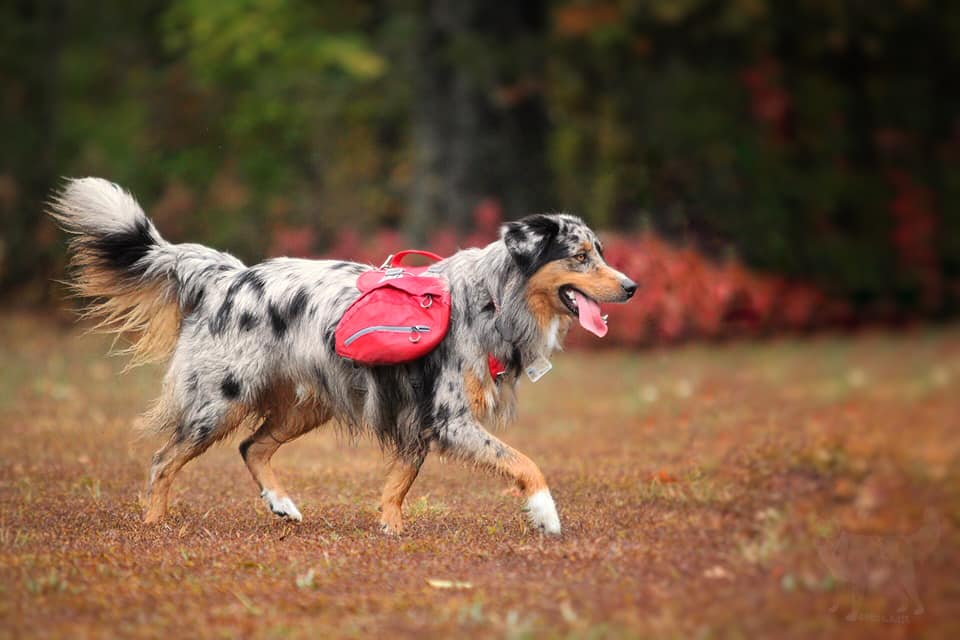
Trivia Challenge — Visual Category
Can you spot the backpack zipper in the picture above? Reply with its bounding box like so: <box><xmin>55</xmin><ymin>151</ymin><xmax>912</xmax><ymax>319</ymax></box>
<box><xmin>343</xmin><ymin>325</ymin><xmax>432</xmax><ymax>346</ymax></box>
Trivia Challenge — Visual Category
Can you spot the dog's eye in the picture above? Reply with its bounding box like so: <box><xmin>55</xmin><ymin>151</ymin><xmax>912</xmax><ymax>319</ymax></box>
<box><xmin>573</xmin><ymin>253</ymin><xmax>588</xmax><ymax>264</ymax></box>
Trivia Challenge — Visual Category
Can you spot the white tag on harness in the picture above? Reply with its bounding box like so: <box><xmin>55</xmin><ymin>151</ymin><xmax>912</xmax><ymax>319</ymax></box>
<box><xmin>524</xmin><ymin>354</ymin><xmax>553</xmax><ymax>383</ymax></box>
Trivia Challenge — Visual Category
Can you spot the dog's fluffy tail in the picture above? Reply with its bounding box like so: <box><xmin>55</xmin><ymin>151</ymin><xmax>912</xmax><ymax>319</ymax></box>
<box><xmin>50</xmin><ymin>177</ymin><xmax>244</xmax><ymax>364</ymax></box>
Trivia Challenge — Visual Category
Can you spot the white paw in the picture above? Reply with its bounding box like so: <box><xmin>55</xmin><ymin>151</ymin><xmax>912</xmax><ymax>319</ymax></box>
<box><xmin>524</xmin><ymin>489</ymin><xmax>561</xmax><ymax>535</ymax></box>
<box><xmin>261</xmin><ymin>489</ymin><xmax>302</xmax><ymax>522</ymax></box>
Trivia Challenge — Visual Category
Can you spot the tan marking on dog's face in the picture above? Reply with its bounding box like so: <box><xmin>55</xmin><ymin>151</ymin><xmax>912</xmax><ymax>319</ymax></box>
<box><xmin>524</xmin><ymin>256</ymin><xmax>625</xmax><ymax>329</ymax></box>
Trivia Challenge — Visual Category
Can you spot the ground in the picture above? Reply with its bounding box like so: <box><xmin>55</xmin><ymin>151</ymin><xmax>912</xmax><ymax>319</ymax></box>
<box><xmin>0</xmin><ymin>311</ymin><xmax>957</xmax><ymax>639</ymax></box>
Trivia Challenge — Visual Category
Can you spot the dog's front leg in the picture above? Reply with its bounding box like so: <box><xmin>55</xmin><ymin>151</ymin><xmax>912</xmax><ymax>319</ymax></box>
<box><xmin>439</xmin><ymin>418</ymin><xmax>561</xmax><ymax>535</ymax></box>
<box><xmin>379</xmin><ymin>453</ymin><xmax>425</xmax><ymax>535</ymax></box>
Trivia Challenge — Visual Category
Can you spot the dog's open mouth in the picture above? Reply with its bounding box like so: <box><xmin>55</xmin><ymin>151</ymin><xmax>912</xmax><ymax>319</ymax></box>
<box><xmin>559</xmin><ymin>285</ymin><xmax>608</xmax><ymax>337</ymax></box>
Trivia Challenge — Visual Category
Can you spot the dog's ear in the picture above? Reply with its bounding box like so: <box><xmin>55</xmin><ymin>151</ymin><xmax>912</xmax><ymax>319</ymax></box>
<box><xmin>502</xmin><ymin>214</ymin><xmax>561</xmax><ymax>275</ymax></box>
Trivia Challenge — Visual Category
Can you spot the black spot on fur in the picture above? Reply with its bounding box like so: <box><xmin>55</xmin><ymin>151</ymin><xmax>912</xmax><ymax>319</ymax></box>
<box><xmin>180</xmin><ymin>415</ymin><xmax>214</xmax><ymax>442</ymax></box>
<box><xmin>288</xmin><ymin>287</ymin><xmax>308</xmax><ymax>321</ymax></box>
<box><xmin>509</xmin><ymin>345</ymin><xmax>522</xmax><ymax>376</ymax></box>
<box><xmin>435</xmin><ymin>404</ymin><xmax>451</xmax><ymax>430</ymax></box>
<box><xmin>236</xmin><ymin>269</ymin><xmax>266</xmax><ymax>297</ymax></box>
<box><xmin>184</xmin><ymin>286</ymin><xmax>205</xmax><ymax>314</ymax></box>
<box><xmin>90</xmin><ymin>218</ymin><xmax>156</xmax><ymax>278</ymax></box>
<box><xmin>326</xmin><ymin>262</ymin><xmax>366</xmax><ymax>276</ymax></box>
<box><xmin>195</xmin><ymin>419</ymin><xmax>214</xmax><ymax>441</ymax></box>
<box><xmin>447</xmin><ymin>382</ymin><xmax>455</xmax><ymax>393</ymax></box>
<box><xmin>267</xmin><ymin>287</ymin><xmax>309</xmax><ymax>339</ymax></box>
<box><xmin>526</xmin><ymin>214</ymin><xmax>562</xmax><ymax>236</ymax></box>
<box><xmin>238</xmin><ymin>312</ymin><xmax>258</xmax><ymax>331</ymax></box>
<box><xmin>268</xmin><ymin>303</ymin><xmax>287</xmax><ymax>338</ymax></box>
<box><xmin>221</xmin><ymin>374</ymin><xmax>241</xmax><ymax>399</ymax></box>
<box><xmin>210</xmin><ymin>297</ymin><xmax>233</xmax><ymax>336</ymax></box>
<box><xmin>187</xmin><ymin>372</ymin><xmax>199</xmax><ymax>393</ymax></box>
<box><xmin>212</xmin><ymin>269</ymin><xmax>268</xmax><ymax>335</ymax></box>
<box><xmin>238</xmin><ymin>437</ymin><xmax>253</xmax><ymax>460</ymax></box>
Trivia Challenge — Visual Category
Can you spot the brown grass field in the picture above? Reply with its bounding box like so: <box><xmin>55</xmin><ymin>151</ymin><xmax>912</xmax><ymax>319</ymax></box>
<box><xmin>0</xmin><ymin>311</ymin><xmax>958</xmax><ymax>639</ymax></box>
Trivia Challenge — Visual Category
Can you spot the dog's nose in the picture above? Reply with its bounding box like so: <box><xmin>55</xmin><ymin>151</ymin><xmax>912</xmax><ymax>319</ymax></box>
<box><xmin>621</xmin><ymin>278</ymin><xmax>637</xmax><ymax>298</ymax></box>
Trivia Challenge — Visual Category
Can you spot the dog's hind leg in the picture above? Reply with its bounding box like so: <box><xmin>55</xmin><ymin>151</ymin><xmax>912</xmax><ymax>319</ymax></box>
<box><xmin>379</xmin><ymin>452</ymin><xmax>426</xmax><ymax>535</ymax></box>
<box><xmin>239</xmin><ymin>400</ymin><xmax>328</xmax><ymax>522</ymax></box>
<box><xmin>144</xmin><ymin>435</ymin><xmax>211</xmax><ymax>523</ymax></box>
<box><xmin>438</xmin><ymin>418</ymin><xmax>560</xmax><ymax>535</ymax></box>
<box><xmin>142</xmin><ymin>386</ymin><xmax>249</xmax><ymax>523</ymax></box>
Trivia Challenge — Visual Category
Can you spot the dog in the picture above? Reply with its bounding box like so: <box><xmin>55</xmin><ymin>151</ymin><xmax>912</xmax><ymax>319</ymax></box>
<box><xmin>814</xmin><ymin>508</ymin><xmax>940</xmax><ymax>620</ymax></box>
<box><xmin>50</xmin><ymin>178</ymin><xmax>636</xmax><ymax>535</ymax></box>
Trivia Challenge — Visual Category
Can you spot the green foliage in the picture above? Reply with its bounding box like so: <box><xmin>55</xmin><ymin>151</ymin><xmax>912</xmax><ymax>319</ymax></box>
<box><xmin>156</xmin><ymin>0</ymin><xmax>395</xmax><ymax>252</ymax></box>
<box><xmin>163</xmin><ymin>0</ymin><xmax>384</xmax><ymax>191</ymax></box>
<box><xmin>0</xmin><ymin>0</ymin><xmax>956</xmax><ymax>317</ymax></box>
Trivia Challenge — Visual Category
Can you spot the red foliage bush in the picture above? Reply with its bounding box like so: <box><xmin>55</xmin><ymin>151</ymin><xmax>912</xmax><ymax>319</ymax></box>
<box><xmin>887</xmin><ymin>169</ymin><xmax>940</xmax><ymax>309</ymax></box>
<box><xmin>274</xmin><ymin>203</ymin><xmax>836</xmax><ymax>348</ymax></box>
<box><xmin>569</xmin><ymin>232</ymin><xmax>835</xmax><ymax>347</ymax></box>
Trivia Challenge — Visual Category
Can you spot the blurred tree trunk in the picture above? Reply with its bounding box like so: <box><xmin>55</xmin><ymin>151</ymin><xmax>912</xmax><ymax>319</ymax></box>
<box><xmin>408</xmin><ymin>0</ymin><xmax>550</xmax><ymax>241</ymax></box>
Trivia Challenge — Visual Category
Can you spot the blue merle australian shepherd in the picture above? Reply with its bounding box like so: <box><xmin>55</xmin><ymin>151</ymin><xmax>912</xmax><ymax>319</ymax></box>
<box><xmin>51</xmin><ymin>178</ymin><xmax>636</xmax><ymax>535</ymax></box>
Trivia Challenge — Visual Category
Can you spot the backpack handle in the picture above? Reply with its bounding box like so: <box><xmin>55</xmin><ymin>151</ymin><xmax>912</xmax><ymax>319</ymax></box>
<box><xmin>382</xmin><ymin>250</ymin><xmax>444</xmax><ymax>269</ymax></box>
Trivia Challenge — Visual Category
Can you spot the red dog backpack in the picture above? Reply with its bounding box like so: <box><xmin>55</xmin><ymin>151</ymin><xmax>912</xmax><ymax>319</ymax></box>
<box><xmin>334</xmin><ymin>250</ymin><xmax>451</xmax><ymax>366</ymax></box>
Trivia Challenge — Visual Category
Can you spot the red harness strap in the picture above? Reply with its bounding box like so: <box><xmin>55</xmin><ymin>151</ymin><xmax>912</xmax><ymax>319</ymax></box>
<box><xmin>487</xmin><ymin>353</ymin><xmax>507</xmax><ymax>382</ymax></box>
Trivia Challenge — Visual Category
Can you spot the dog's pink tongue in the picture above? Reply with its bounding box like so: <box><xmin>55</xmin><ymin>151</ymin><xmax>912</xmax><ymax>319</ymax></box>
<box><xmin>573</xmin><ymin>290</ymin><xmax>607</xmax><ymax>337</ymax></box>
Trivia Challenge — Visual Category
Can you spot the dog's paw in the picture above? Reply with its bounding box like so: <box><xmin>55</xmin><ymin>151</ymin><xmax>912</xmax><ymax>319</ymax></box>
<box><xmin>379</xmin><ymin>521</ymin><xmax>403</xmax><ymax>536</ymax></box>
<box><xmin>261</xmin><ymin>489</ymin><xmax>303</xmax><ymax>522</ymax></box>
<box><xmin>379</xmin><ymin>506</ymin><xmax>404</xmax><ymax>535</ymax></box>
<box><xmin>524</xmin><ymin>489</ymin><xmax>561</xmax><ymax>536</ymax></box>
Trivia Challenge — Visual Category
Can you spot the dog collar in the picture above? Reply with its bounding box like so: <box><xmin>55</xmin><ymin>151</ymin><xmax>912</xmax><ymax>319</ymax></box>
<box><xmin>487</xmin><ymin>353</ymin><xmax>507</xmax><ymax>382</ymax></box>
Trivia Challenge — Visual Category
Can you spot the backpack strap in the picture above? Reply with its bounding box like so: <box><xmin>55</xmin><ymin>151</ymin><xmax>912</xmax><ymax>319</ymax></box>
<box><xmin>381</xmin><ymin>250</ymin><xmax>444</xmax><ymax>269</ymax></box>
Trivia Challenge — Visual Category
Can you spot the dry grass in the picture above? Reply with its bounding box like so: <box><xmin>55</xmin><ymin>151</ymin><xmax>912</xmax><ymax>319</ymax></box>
<box><xmin>0</xmin><ymin>311</ymin><xmax>958</xmax><ymax>638</ymax></box>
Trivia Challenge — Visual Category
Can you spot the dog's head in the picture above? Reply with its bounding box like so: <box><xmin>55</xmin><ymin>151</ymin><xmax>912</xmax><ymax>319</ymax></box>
<box><xmin>503</xmin><ymin>214</ymin><xmax>636</xmax><ymax>337</ymax></box>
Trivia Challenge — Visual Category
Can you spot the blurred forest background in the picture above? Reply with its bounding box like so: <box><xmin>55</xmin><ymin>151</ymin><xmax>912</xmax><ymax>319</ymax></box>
<box><xmin>2</xmin><ymin>0</ymin><xmax>958</xmax><ymax>345</ymax></box>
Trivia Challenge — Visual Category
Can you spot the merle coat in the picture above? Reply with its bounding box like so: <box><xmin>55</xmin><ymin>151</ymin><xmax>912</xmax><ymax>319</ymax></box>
<box><xmin>51</xmin><ymin>178</ymin><xmax>635</xmax><ymax>535</ymax></box>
